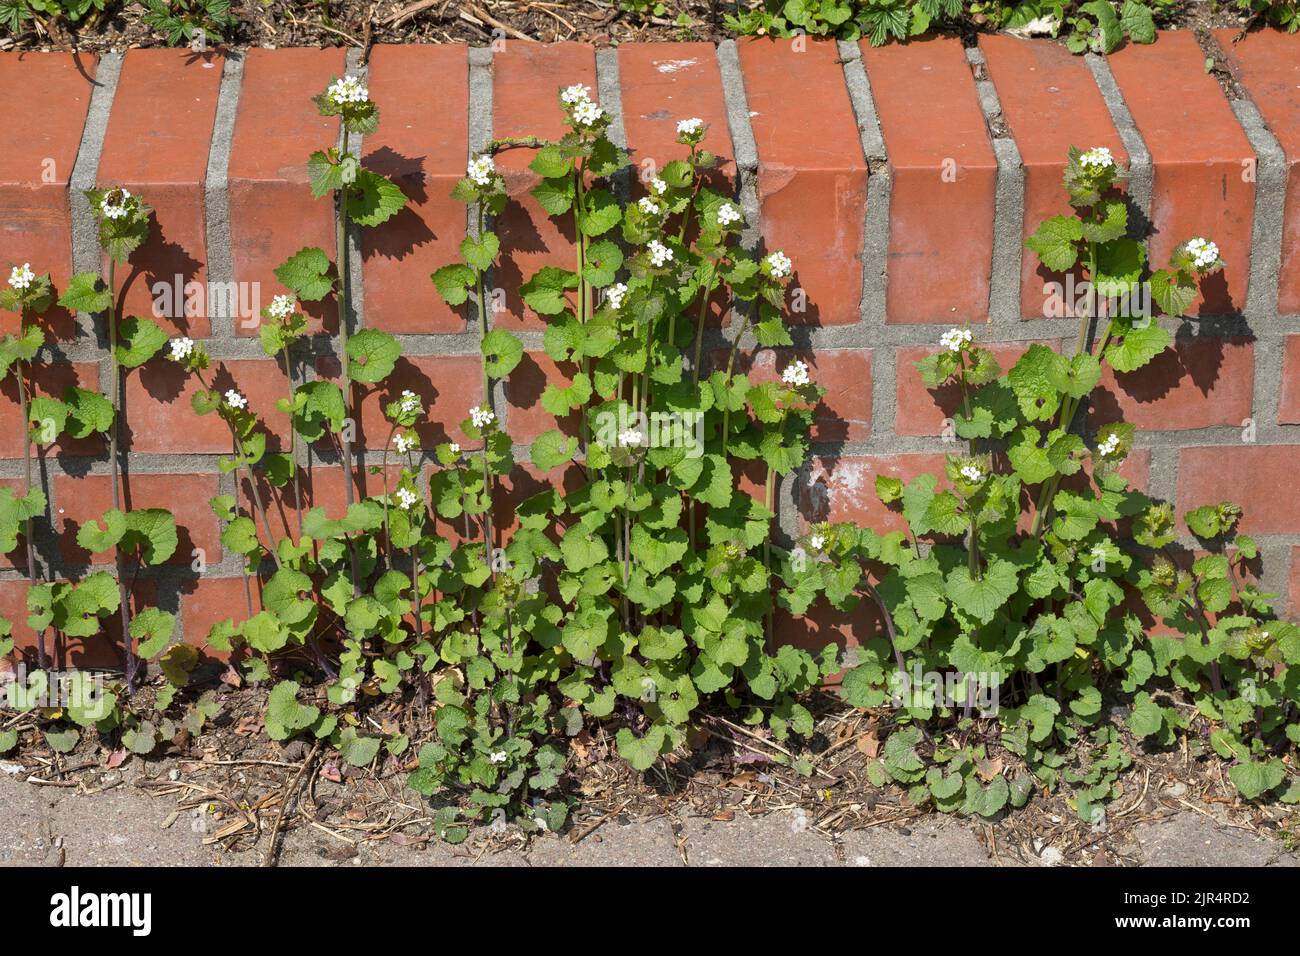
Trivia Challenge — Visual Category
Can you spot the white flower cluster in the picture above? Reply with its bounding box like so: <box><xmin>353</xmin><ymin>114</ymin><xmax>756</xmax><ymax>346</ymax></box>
<box><xmin>1185</xmin><ymin>237</ymin><xmax>1219</xmax><ymax>270</ymax></box>
<box><xmin>327</xmin><ymin>75</ymin><xmax>369</xmax><ymax>106</ymax></box>
<box><xmin>781</xmin><ymin>360</ymin><xmax>810</xmax><ymax>388</ymax></box>
<box><xmin>765</xmin><ymin>250</ymin><xmax>792</xmax><ymax>279</ymax></box>
<box><xmin>394</xmin><ymin>432</ymin><xmax>416</xmax><ymax>455</ymax></box>
<box><xmin>809</xmin><ymin>533</ymin><xmax>826</xmax><ymax>551</ymax></box>
<box><xmin>648</xmin><ymin>240</ymin><xmax>673</xmax><ymax>267</ymax></box>
<box><xmin>638</xmin><ymin>196</ymin><xmax>662</xmax><ymax>216</ymax></box>
<box><xmin>169</xmin><ymin>336</ymin><xmax>194</xmax><ymax>362</ymax></box>
<box><xmin>650</xmin><ymin>177</ymin><xmax>668</xmax><ymax>196</ymax></box>
<box><xmin>448</xmin><ymin>442</ymin><xmax>461</xmax><ymax>455</ymax></box>
<box><xmin>489</xmin><ymin>750</ymin><xmax>507</xmax><ymax>764</ymax></box>
<box><xmin>572</xmin><ymin>97</ymin><xmax>604</xmax><ymax>127</ymax></box>
<box><xmin>959</xmin><ymin>463</ymin><xmax>984</xmax><ymax>483</ymax></box>
<box><xmin>1079</xmin><ymin>146</ymin><xmax>1114</xmax><ymax>170</ymax></box>
<box><xmin>467</xmin><ymin>154</ymin><xmax>495</xmax><ymax>186</ymax></box>
<box><xmin>1097</xmin><ymin>432</ymin><xmax>1121</xmax><ymax>458</ymax></box>
<box><xmin>677</xmin><ymin>117</ymin><xmax>704</xmax><ymax>138</ymax></box>
<box><xmin>224</xmin><ymin>389</ymin><xmax>247</xmax><ymax>410</ymax></box>
<box><xmin>940</xmin><ymin>327</ymin><xmax>973</xmax><ymax>352</ymax></box>
<box><xmin>470</xmin><ymin>404</ymin><xmax>495</xmax><ymax>429</ymax></box>
<box><xmin>8</xmin><ymin>262</ymin><xmax>34</xmax><ymax>290</ymax></box>
<box><xmin>605</xmin><ymin>282</ymin><xmax>628</xmax><ymax>310</ymax></box>
<box><xmin>717</xmin><ymin>203</ymin><xmax>741</xmax><ymax>227</ymax></box>
<box><xmin>398</xmin><ymin>389</ymin><xmax>421</xmax><ymax>416</ymax></box>
<box><xmin>100</xmin><ymin>189</ymin><xmax>133</xmax><ymax>220</ymax></box>
<box><xmin>267</xmin><ymin>294</ymin><xmax>296</xmax><ymax>320</ymax></box>
<box><xmin>619</xmin><ymin>428</ymin><xmax>644</xmax><ymax>447</ymax></box>
<box><xmin>395</xmin><ymin>488</ymin><xmax>418</xmax><ymax>510</ymax></box>
<box><xmin>561</xmin><ymin>84</ymin><xmax>592</xmax><ymax>105</ymax></box>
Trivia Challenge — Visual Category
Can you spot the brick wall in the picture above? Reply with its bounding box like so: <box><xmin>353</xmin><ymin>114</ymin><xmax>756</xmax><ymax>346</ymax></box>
<box><xmin>1</xmin><ymin>30</ymin><xmax>1299</xmax><ymax>664</ymax></box>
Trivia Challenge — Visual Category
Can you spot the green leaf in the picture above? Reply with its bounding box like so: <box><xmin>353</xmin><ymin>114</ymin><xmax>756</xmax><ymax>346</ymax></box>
<box><xmin>274</xmin><ymin>247</ymin><xmax>334</xmax><ymax>301</ymax></box>
<box><xmin>481</xmin><ymin>328</ymin><xmax>523</xmax><ymax>378</ymax></box>
<box><xmin>460</xmin><ymin>232</ymin><xmax>500</xmax><ymax>272</ymax></box>
<box><xmin>521</xmin><ymin>267</ymin><xmax>577</xmax><ymax>316</ymax></box>
<box><xmin>130</xmin><ymin>606</ymin><xmax>176</xmax><ymax>658</ymax></box>
<box><xmin>1104</xmin><ymin>319</ymin><xmax>1171</xmax><ymax>373</ymax></box>
<box><xmin>115</xmin><ymin>317</ymin><xmax>168</xmax><ymax>368</ymax></box>
<box><xmin>1228</xmin><ymin>759</ymin><xmax>1285</xmax><ymax>800</ymax></box>
<box><xmin>430</xmin><ymin>263</ymin><xmax>475</xmax><ymax>306</ymax></box>
<box><xmin>945</xmin><ymin>560</ymin><xmax>1018</xmax><ymax>625</ymax></box>
<box><xmin>337</xmin><ymin>727</ymin><xmax>381</xmax><ymax>767</ymax></box>
<box><xmin>530</xmin><ymin>429</ymin><xmax>577</xmax><ymax>471</ymax></box>
<box><xmin>1150</xmin><ymin>268</ymin><xmax>1196</xmax><ymax>317</ymax></box>
<box><xmin>348</xmin><ymin>169</ymin><xmax>408</xmax><ymax>227</ymax></box>
<box><xmin>346</xmin><ymin>328</ymin><xmax>400</xmax><ymax>383</ymax></box>
<box><xmin>57</xmin><ymin>272</ymin><xmax>112</xmax><ymax>314</ymax></box>
<box><xmin>122</xmin><ymin>509</ymin><xmax>178</xmax><ymax>565</ymax></box>
<box><xmin>1025</xmin><ymin>215</ymin><xmax>1082</xmax><ymax>273</ymax></box>
<box><xmin>615</xmin><ymin>725</ymin><xmax>667</xmax><ymax>771</ymax></box>
<box><xmin>1120</xmin><ymin>0</ymin><xmax>1156</xmax><ymax>43</ymax></box>
<box><xmin>62</xmin><ymin>387</ymin><xmax>114</xmax><ymax>438</ymax></box>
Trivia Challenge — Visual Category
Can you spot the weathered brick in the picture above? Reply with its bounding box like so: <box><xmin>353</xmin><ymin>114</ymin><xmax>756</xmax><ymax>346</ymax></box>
<box><xmin>800</xmin><ymin>453</ymin><xmax>948</xmax><ymax>534</ymax></box>
<box><xmin>1278</xmin><ymin>334</ymin><xmax>1300</xmax><ymax>425</ymax></box>
<box><xmin>228</xmin><ymin>47</ymin><xmax>345</xmax><ymax>336</ymax></box>
<box><xmin>124</xmin><ymin>357</ymin><xmax>291</xmax><ymax>454</ymax></box>
<box><xmin>1091</xmin><ymin>336</ymin><xmax>1254</xmax><ymax>431</ymax></box>
<box><xmin>979</xmin><ymin>36</ymin><xmax>1127</xmax><ymax>319</ymax></box>
<box><xmin>1107</xmin><ymin>32</ymin><xmax>1254</xmax><ymax>317</ymax></box>
<box><xmin>1215</xmin><ymin>29</ymin><xmax>1300</xmax><ymax>315</ymax></box>
<box><xmin>97</xmin><ymin>49</ymin><xmax>224</xmax><ymax>337</ymax></box>
<box><xmin>0</xmin><ymin>53</ymin><xmax>96</xmax><ymax>341</ymax></box>
<box><xmin>1177</xmin><ymin>445</ymin><xmax>1300</xmax><ymax>534</ymax></box>
<box><xmin>894</xmin><ymin>341</ymin><xmax>1050</xmax><ymax>436</ymax></box>
<box><xmin>775</xmin><ymin>602</ymin><xmax>885</xmax><ymax>666</ymax></box>
<box><xmin>179</xmin><ymin>574</ymin><xmax>262</xmax><ymax>651</ymax></box>
<box><xmin>362</xmin><ymin>44</ymin><xmax>470</xmax><ymax>333</ymax></box>
<box><xmin>54</xmin><ymin>470</ymin><xmax>221</xmax><ymax>566</ymax></box>
<box><xmin>862</xmin><ymin>37</ymin><xmax>996</xmax><ymax>324</ymax></box>
<box><xmin>492</xmin><ymin>42</ymin><xmax>596</xmax><ymax>331</ymax></box>
<box><xmin>0</xmin><ymin>361</ymin><xmax>103</xmax><ymax>459</ymax></box>
<box><xmin>738</xmin><ymin>38</ymin><xmax>868</xmax><ymax>326</ymax></box>
<box><xmin>726</xmin><ymin>347</ymin><xmax>872</xmax><ymax>442</ymax></box>
<box><xmin>503</xmin><ymin>350</ymin><xmax>580</xmax><ymax>446</ymax></box>
<box><xmin>252</xmin><ymin>462</ymin><xmax>404</xmax><ymax>545</ymax></box>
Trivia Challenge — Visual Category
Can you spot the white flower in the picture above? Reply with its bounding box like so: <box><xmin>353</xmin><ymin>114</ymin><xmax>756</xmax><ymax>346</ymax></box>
<box><xmin>573</xmin><ymin>99</ymin><xmax>604</xmax><ymax>127</ymax></box>
<box><xmin>489</xmin><ymin>750</ymin><xmax>507</xmax><ymax>764</ymax></box>
<box><xmin>1079</xmin><ymin>146</ymin><xmax>1114</xmax><ymax>170</ymax></box>
<box><xmin>561</xmin><ymin>84</ymin><xmax>592</xmax><ymax>105</ymax></box>
<box><xmin>1097</xmin><ymin>432</ymin><xmax>1121</xmax><ymax>458</ymax></box>
<box><xmin>1185</xmin><ymin>237</ymin><xmax>1219</xmax><ymax>270</ymax></box>
<box><xmin>959</xmin><ymin>464</ymin><xmax>984</xmax><ymax>483</ymax></box>
<box><xmin>605</xmin><ymin>282</ymin><xmax>627</xmax><ymax>310</ymax></box>
<box><xmin>781</xmin><ymin>360</ymin><xmax>810</xmax><ymax>388</ymax></box>
<box><xmin>765</xmin><ymin>250</ymin><xmax>792</xmax><ymax>279</ymax></box>
<box><xmin>940</xmin><ymin>327</ymin><xmax>973</xmax><ymax>352</ymax></box>
<box><xmin>267</xmin><ymin>294</ymin><xmax>295</xmax><ymax>320</ymax></box>
<box><xmin>650</xmin><ymin>177</ymin><xmax>668</xmax><ymax>196</ymax></box>
<box><xmin>467</xmin><ymin>154</ymin><xmax>495</xmax><ymax>186</ymax></box>
<box><xmin>395</xmin><ymin>488</ymin><xmax>418</xmax><ymax>510</ymax></box>
<box><xmin>647</xmin><ymin>240</ymin><xmax>673</xmax><ymax>268</ymax></box>
<box><xmin>7</xmin><ymin>262</ymin><xmax>34</xmax><ymax>290</ymax></box>
<box><xmin>224</xmin><ymin>389</ymin><xmax>247</xmax><ymax>410</ymax></box>
<box><xmin>638</xmin><ymin>196</ymin><xmax>662</xmax><ymax>216</ymax></box>
<box><xmin>677</xmin><ymin>117</ymin><xmax>704</xmax><ymax>137</ymax></box>
<box><xmin>448</xmin><ymin>442</ymin><xmax>461</xmax><ymax>456</ymax></box>
<box><xmin>619</xmin><ymin>428</ymin><xmax>644</xmax><ymax>447</ymax></box>
<box><xmin>100</xmin><ymin>189</ymin><xmax>133</xmax><ymax>220</ymax></box>
<box><xmin>399</xmin><ymin>389</ymin><xmax>420</xmax><ymax>415</ymax></box>
<box><xmin>809</xmin><ymin>534</ymin><xmax>826</xmax><ymax>551</ymax></box>
<box><xmin>394</xmin><ymin>432</ymin><xmax>416</xmax><ymax>455</ymax></box>
<box><xmin>169</xmin><ymin>336</ymin><xmax>194</xmax><ymax>362</ymax></box>
<box><xmin>470</xmin><ymin>404</ymin><xmax>495</xmax><ymax>429</ymax></box>
<box><xmin>717</xmin><ymin>203</ymin><xmax>741</xmax><ymax>227</ymax></box>
<box><xmin>327</xmin><ymin>75</ymin><xmax>369</xmax><ymax>106</ymax></box>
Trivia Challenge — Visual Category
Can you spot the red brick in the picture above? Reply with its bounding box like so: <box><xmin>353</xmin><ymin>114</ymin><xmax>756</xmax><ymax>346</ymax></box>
<box><xmin>775</xmin><ymin>602</ymin><xmax>885</xmax><ymax>667</ymax></box>
<box><xmin>0</xmin><ymin>577</ymin><xmax>147</xmax><ymax>670</ymax></box>
<box><xmin>124</xmin><ymin>357</ymin><xmax>291</xmax><ymax>454</ymax></box>
<box><xmin>503</xmin><ymin>350</ymin><xmax>580</xmax><ymax>446</ymax></box>
<box><xmin>1107</xmin><ymin>32</ymin><xmax>1254</xmax><ymax>317</ymax></box>
<box><xmin>727</xmin><ymin>347</ymin><xmax>872</xmax><ymax>442</ymax></box>
<box><xmin>178</xmin><ymin>574</ymin><xmax>262</xmax><ymax>657</ymax></box>
<box><xmin>1279</xmin><ymin>334</ymin><xmax>1300</xmax><ymax>424</ymax></box>
<box><xmin>862</xmin><ymin>38</ymin><xmax>996</xmax><ymax>324</ymax></box>
<box><xmin>1215</xmin><ymin>30</ymin><xmax>1300</xmax><ymax>315</ymax></box>
<box><xmin>54</xmin><ymin>470</ymin><xmax>221</xmax><ymax>566</ymax></box>
<box><xmin>228</xmin><ymin>48</ymin><xmax>345</xmax><ymax>336</ymax></box>
<box><xmin>800</xmin><ymin>453</ymin><xmax>949</xmax><ymax>534</ymax></box>
<box><xmin>97</xmin><ymin>49</ymin><xmax>224</xmax><ymax>337</ymax></box>
<box><xmin>738</xmin><ymin>39</ymin><xmax>868</xmax><ymax>326</ymax></box>
<box><xmin>1289</xmin><ymin>546</ymin><xmax>1300</xmax><ymax>618</ymax></box>
<box><xmin>979</xmin><ymin>37</ymin><xmax>1128</xmax><ymax>319</ymax></box>
<box><xmin>894</xmin><ymin>340</ymin><xmax>1051</xmax><ymax>436</ymax></box>
<box><xmin>1091</xmin><ymin>336</ymin><xmax>1254</xmax><ymax>431</ymax></box>
<box><xmin>619</xmin><ymin>43</ymin><xmax>734</xmax><ymax>184</ymax></box>
<box><xmin>362</xmin><ymin>45</ymin><xmax>470</xmax><ymax>333</ymax></box>
<box><xmin>0</xmin><ymin>53</ymin><xmax>96</xmax><ymax>341</ymax></box>
<box><xmin>250</xmin><ymin>462</ymin><xmax>404</xmax><ymax>546</ymax></box>
<box><xmin>0</xmin><ymin>361</ymin><xmax>103</xmax><ymax>458</ymax></box>
<box><xmin>492</xmin><ymin>42</ymin><xmax>595</xmax><ymax>331</ymax></box>
<box><xmin>1176</xmin><ymin>445</ymin><xmax>1300</xmax><ymax>534</ymax></box>
<box><xmin>315</xmin><ymin>352</ymin><xmax>482</xmax><ymax>450</ymax></box>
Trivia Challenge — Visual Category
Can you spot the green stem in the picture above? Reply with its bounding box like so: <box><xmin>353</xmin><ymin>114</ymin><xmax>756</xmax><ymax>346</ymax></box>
<box><xmin>282</xmin><ymin>345</ymin><xmax>305</xmax><ymax>541</ymax></box>
<box><xmin>106</xmin><ymin>258</ymin><xmax>136</xmax><ymax>690</ymax></box>
<box><xmin>719</xmin><ymin>312</ymin><xmax>752</xmax><ymax>455</ymax></box>
<box><xmin>337</xmin><ymin>130</ymin><xmax>360</xmax><ymax>596</ymax></box>
<box><xmin>763</xmin><ymin>465</ymin><xmax>775</xmax><ymax>648</ymax></box>
<box><xmin>15</xmin><ymin>352</ymin><xmax>49</xmax><ymax>670</ymax></box>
